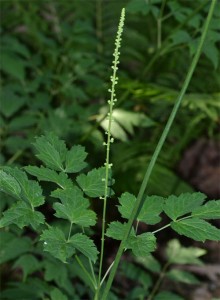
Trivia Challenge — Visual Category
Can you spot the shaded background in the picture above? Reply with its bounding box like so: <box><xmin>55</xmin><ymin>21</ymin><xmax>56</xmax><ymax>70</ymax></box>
<box><xmin>0</xmin><ymin>0</ymin><xmax>220</xmax><ymax>299</ymax></box>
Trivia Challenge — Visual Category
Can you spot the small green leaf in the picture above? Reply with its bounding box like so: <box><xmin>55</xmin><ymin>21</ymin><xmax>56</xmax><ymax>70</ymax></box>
<box><xmin>69</xmin><ymin>233</ymin><xmax>98</xmax><ymax>263</ymax></box>
<box><xmin>77</xmin><ymin>167</ymin><xmax>111</xmax><ymax>198</ymax></box>
<box><xmin>52</xmin><ymin>187</ymin><xmax>96</xmax><ymax>227</ymax></box>
<box><xmin>0</xmin><ymin>232</ymin><xmax>32</xmax><ymax>264</ymax></box>
<box><xmin>65</xmin><ymin>145</ymin><xmax>88</xmax><ymax>173</ymax></box>
<box><xmin>1</xmin><ymin>52</ymin><xmax>26</xmax><ymax>81</ymax></box>
<box><xmin>128</xmin><ymin>233</ymin><xmax>156</xmax><ymax>257</ymax></box>
<box><xmin>40</xmin><ymin>227</ymin><xmax>75</xmax><ymax>263</ymax></box>
<box><xmin>13</xmin><ymin>254</ymin><xmax>40</xmax><ymax>281</ymax></box>
<box><xmin>154</xmin><ymin>291</ymin><xmax>184</xmax><ymax>300</ymax></box>
<box><xmin>0</xmin><ymin>170</ymin><xmax>21</xmax><ymax>199</ymax></box>
<box><xmin>135</xmin><ymin>255</ymin><xmax>161</xmax><ymax>273</ymax></box>
<box><xmin>25</xmin><ymin>166</ymin><xmax>73</xmax><ymax>189</ymax></box>
<box><xmin>171</xmin><ymin>218</ymin><xmax>220</xmax><ymax>242</ymax></box>
<box><xmin>50</xmin><ymin>288</ymin><xmax>68</xmax><ymax>300</ymax></box>
<box><xmin>166</xmin><ymin>269</ymin><xmax>200</xmax><ymax>284</ymax></box>
<box><xmin>166</xmin><ymin>239</ymin><xmax>206</xmax><ymax>265</ymax></box>
<box><xmin>33</xmin><ymin>133</ymin><xmax>68</xmax><ymax>171</ymax></box>
<box><xmin>4</xmin><ymin>167</ymin><xmax>44</xmax><ymax>207</ymax></box>
<box><xmin>106</xmin><ymin>221</ymin><xmax>135</xmax><ymax>241</ymax></box>
<box><xmin>0</xmin><ymin>201</ymin><xmax>45</xmax><ymax>229</ymax></box>
<box><xmin>164</xmin><ymin>192</ymin><xmax>206</xmax><ymax>221</ymax></box>
<box><xmin>191</xmin><ymin>200</ymin><xmax>220</xmax><ymax>219</ymax></box>
<box><xmin>118</xmin><ymin>192</ymin><xmax>164</xmax><ymax>224</ymax></box>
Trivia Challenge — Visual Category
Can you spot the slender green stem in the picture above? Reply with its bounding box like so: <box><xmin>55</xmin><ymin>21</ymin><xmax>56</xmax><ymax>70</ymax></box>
<box><xmin>102</xmin><ymin>1</ymin><xmax>216</xmax><ymax>298</ymax></box>
<box><xmin>67</xmin><ymin>222</ymin><xmax>73</xmax><ymax>241</ymax></box>
<box><xmin>152</xmin><ymin>223</ymin><xmax>171</xmax><ymax>234</ymax></box>
<box><xmin>157</xmin><ymin>0</ymin><xmax>167</xmax><ymax>49</ymax></box>
<box><xmin>147</xmin><ymin>261</ymin><xmax>171</xmax><ymax>300</ymax></box>
<box><xmin>75</xmin><ymin>255</ymin><xmax>97</xmax><ymax>290</ymax></box>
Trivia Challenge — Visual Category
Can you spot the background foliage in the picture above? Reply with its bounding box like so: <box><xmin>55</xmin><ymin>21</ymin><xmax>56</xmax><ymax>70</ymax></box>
<box><xmin>0</xmin><ymin>0</ymin><xmax>220</xmax><ymax>299</ymax></box>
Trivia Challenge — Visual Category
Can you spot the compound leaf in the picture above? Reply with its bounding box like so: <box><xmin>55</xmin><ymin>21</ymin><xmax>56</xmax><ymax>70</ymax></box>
<box><xmin>128</xmin><ymin>233</ymin><xmax>156</xmax><ymax>257</ymax></box>
<box><xmin>33</xmin><ymin>133</ymin><xmax>67</xmax><ymax>171</ymax></box>
<box><xmin>166</xmin><ymin>269</ymin><xmax>200</xmax><ymax>284</ymax></box>
<box><xmin>191</xmin><ymin>200</ymin><xmax>220</xmax><ymax>219</ymax></box>
<box><xmin>25</xmin><ymin>166</ymin><xmax>73</xmax><ymax>189</ymax></box>
<box><xmin>171</xmin><ymin>218</ymin><xmax>220</xmax><ymax>242</ymax></box>
<box><xmin>40</xmin><ymin>227</ymin><xmax>75</xmax><ymax>263</ymax></box>
<box><xmin>69</xmin><ymin>233</ymin><xmax>98</xmax><ymax>263</ymax></box>
<box><xmin>0</xmin><ymin>201</ymin><xmax>45</xmax><ymax>229</ymax></box>
<box><xmin>164</xmin><ymin>192</ymin><xmax>206</xmax><ymax>221</ymax></box>
<box><xmin>52</xmin><ymin>187</ymin><xmax>96</xmax><ymax>227</ymax></box>
<box><xmin>0</xmin><ymin>170</ymin><xmax>21</xmax><ymax>199</ymax></box>
<box><xmin>65</xmin><ymin>145</ymin><xmax>88</xmax><ymax>173</ymax></box>
<box><xmin>77</xmin><ymin>167</ymin><xmax>111</xmax><ymax>198</ymax></box>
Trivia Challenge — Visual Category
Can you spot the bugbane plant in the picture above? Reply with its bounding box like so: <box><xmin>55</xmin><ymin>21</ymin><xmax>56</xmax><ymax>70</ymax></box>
<box><xmin>0</xmin><ymin>2</ymin><xmax>220</xmax><ymax>300</ymax></box>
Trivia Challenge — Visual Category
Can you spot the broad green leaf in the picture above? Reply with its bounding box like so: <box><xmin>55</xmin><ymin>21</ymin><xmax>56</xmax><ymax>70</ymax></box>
<box><xmin>171</xmin><ymin>218</ymin><xmax>220</xmax><ymax>242</ymax></box>
<box><xmin>1</xmin><ymin>52</ymin><xmax>26</xmax><ymax>81</ymax></box>
<box><xmin>0</xmin><ymin>201</ymin><xmax>45</xmax><ymax>229</ymax></box>
<box><xmin>33</xmin><ymin>133</ymin><xmax>67</xmax><ymax>171</ymax></box>
<box><xmin>166</xmin><ymin>239</ymin><xmax>206</xmax><ymax>265</ymax></box>
<box><xmin>164</xmin><ymin>192</ymin><xmax>206</xmax><ymax>221</ymax></box>
<box><xmin>155</xmin><ymin>291</ymin><xmax>184</xmax><ymax>300</ymax></box>
<box><xmin>50</xmin><ymin>288</ymin><xmax>68</xmax><ymax>300</ymax></box>
<box><xmin>65</xmin><ymin>145</ymin><xmax>88</xmax><ymax>173</ymax></box>
<box><xmin>128</xmin><ymin>233</ymin><xmax>156</xmax><ymax>257</ymax></box>
<box><xmin>0</xmin><ymin>170</ymin><xmax>21</xmax><ymax>199</ymax></box>
<box><xmin>40</xmin><ymin>227</ymin><xmax>75</xmax><ymax>263</ymax></box>
<box><xmin>52</xmin><ymin>187</ymin><xmax>96</xmax><ymax>227</ymax></box>
<box><xmin>25</xmin><ymin>166</ymin><xmax>73</xmax><ymax>189</ymax></box>
<box><xmin>4</xmin><ymin>167</ymin><xmax>44</xmax><ymax>207</ymax></box>
<box><xmin>166</xmin><ymin>269</ymin><xmax>200</xmax><ymax>284</ymax></box>
<box><xmin>69</xmin><ymin>233</ymin><xmax>98</xmax><ymax>263</ymax></box>
<box><xmin>0</xmin><ymin>88</ymin><xmax>26</xmax><ymax>117</ymax></box>
<box><xmin>0</xmin><ymin>232</ymin><xmax>32</xmax><ymax>264</ymax></box>
<box><xmin>118</xmin><ymin>192</ymin><xmax>164</xmax><ymax>224</ymax></box>
<box><xmin>13</xmin><ymin>254</ymin><xmax>40</xmax><ymax>281</ymax></box>
<box><xmin>77</xmin><ymin>167</ymin><xmax>111</xmax><ymax>198</ymax></box>
<box><xmin>191</xmin><ymin>200</ymin><xmax>220</xmax><ymax>219</ymax></box>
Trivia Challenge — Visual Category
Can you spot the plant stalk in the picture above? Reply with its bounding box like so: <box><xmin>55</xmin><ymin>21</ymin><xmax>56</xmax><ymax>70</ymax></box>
<box><xmin>102</xmin><ymin>0</ymin><xmax>216</xmax><ymax>298</ymax></box>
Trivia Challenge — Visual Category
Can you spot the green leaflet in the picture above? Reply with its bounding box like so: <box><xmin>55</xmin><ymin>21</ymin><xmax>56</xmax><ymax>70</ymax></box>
<box><xmin>33</xmin><ymin>133</ymin><xmax>88</xmax><ymax>174</ymax></box>
<box><xmin>69</xmin><ymin>233</ymin><xmax>99</xmax><ymax>263</ymax></box>
<box><xmin>52</xmin><ymin>187</ymin><xmax>96</xmax><ymax>227</ymax></box>
<box><xmin>41</xmin><ymin>227</ymin><xmax>98</xmax><ymax>263</ymax></box>
<box><xmin>127</xmin><ymin>233</ymin><xmax>156</xmax><ymax>257</ymax></box>
<box><xmin>171</xmin><ymin>218</ymin><xmax>220</xmax><ymax>242</ymax></box>
<box><xmin>191</xmin><ymin>200</ymin><xmax>220</xmax><ymax>219</ymax></box>
<box><xmin>166</xmin><ymin>239</ymin><xmax>206</xmax><ymax>265</ymax></box>
<box><xmin>33</xmin><ymin>132</ymin><xmax>67</xmax><ymax>171</ymax></box>
<box><xmin>106</xmin><ymin>222</ymin><xmax>156</xmax><ymax>257</ymax></box>
<box><xmin>25</xmin><ymin>166</ymin><xmax>73</xmax><ymax>189</ymax></box>
<box><xmin>50</xmin><ymin>288</ymin><xmax>68</xmax><ymax>300</ymax></box>
<box><xmin>0</xmin><ymin>170</ymin><xmax>21</xmax><ymax>199</ymax></box>
<box><xmin>41</xmin><ymin>227</ymin><xmax>75</xmax><ymax>263</ymax></box>
<box><xmin>64</xmin><ymin>145</ymin><xmax>88</xmax><ymax>173</ymax></box>
<box><xmin>13</xmin><ymin>254</ymin><xmax>40</xmax><ymax>281</ymax></box>
<box><xmin>166</xmin><ymin>269</ymin><xmax>200</xmax><ymax>284</ymax></box>
<box><xmin>76</xmin><ymin>167</ymin><xmax>113</xmax><ymax>198</ymax></box>
<box><xmin>3</xmin><ymin>167</ymin><xmax>44</xmax><ymax>207</ymax></box>
<box><xmin>118</xmin><ymin>192</ymin><xmax>164</xmax><ymax>224</ymax></box>
<box><xmin>164</xmin><ymin>192</ymin><xmax>206</xmax><ymax>221</ymax></box>
<box><xmin>0</xmin><ymin>201</ymin><xmax>45</xmax><ymax>229</ymax></box>
<box><xmin>154</xmin><ymin>291</ymin><xmax>184</xmax><ymax>300</ymax></box>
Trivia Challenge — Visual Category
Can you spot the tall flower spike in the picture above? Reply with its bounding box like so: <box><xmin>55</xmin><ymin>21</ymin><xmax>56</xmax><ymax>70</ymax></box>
<box><xmin>97</xmin><ymin>8</ymin><xmax>125</xmax><ymax>292</ymax></box>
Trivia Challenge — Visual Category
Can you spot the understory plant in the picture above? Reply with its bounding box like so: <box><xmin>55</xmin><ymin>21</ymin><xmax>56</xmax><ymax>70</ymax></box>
<box><xmin>0</xmin><ymin>2</ymin><xmax>220</xmax><ymax>300</ymax></box>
